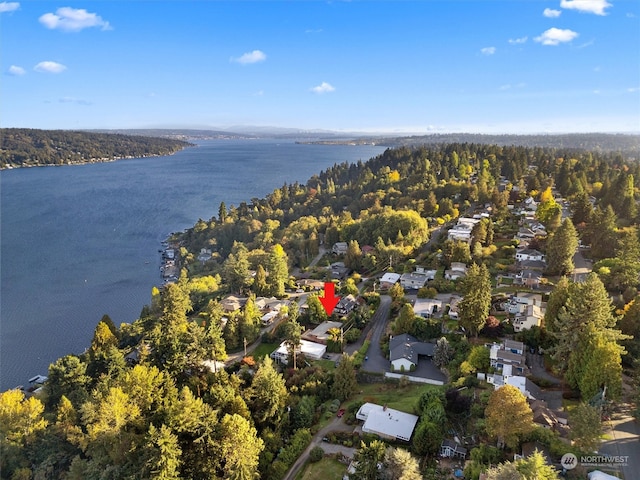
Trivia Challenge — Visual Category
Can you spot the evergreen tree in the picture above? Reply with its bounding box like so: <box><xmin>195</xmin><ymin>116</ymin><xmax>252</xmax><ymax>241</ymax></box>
<box><xmin>267</xmin><ymin>244</ymin><xmax>289</xmax><ymax>298</ymax></box>
<box><xmin>458</xmin><ymin>263</ymin><xmax>492</xmax><ymax>337</ymax></box>
<box><xmin>432</xmin><ymin>337</ymin><xmax>455</xmax><ymax>369</ymax></box>
<box><xmin>545</xmin><ymin>218</ymin><xmax>578</xmax><ymax>276</ymax></box>
<box><xmin>249</xmin><ymin>357</ymin><xmax>288</xmax><ymax>429</ymax></box>
<box><xmin>345</xmin><ymin>239</ymin><xmax>363</xmax><ymax>271</ymax></box>
<box><xmin>252</xmin><ymin>264</ymin><xmax>269</xmax><ymax>297</ymax></box>
<box><xmin>331</xmin><ymin>354</ymin><xmax>357</xmax><ymax>401</ymax></box>
<box><xmin>569</xmin><ymin>403</ymin><xmax>603</xmax><ymax>452</ymax></box>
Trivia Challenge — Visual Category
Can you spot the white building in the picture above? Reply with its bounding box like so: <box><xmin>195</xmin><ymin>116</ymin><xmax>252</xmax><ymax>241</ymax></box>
<box><xmin>515</xmin><ymin>249</ymin><xmax>545</xmax><ymax>262</ymax></box>
<box><xmin>332</xmin><ymin>242</ymin><xmax>348</xmax><ymax>255</ymax></box>
<box><xmin>270</xmin><ymin>339</ymin><xmax>326</xmax><ymax>363</ymax></box>
<box><xmin>447</xmin><ymin>217</ymin><xmax>480</xmax><ymax>243</ymax></box>
<box><xmin>356</xmin><ymin>403</ymin><xmax>419</xmax><ymax>441</ymax></box>
<box><xmin>400</xmin><ymin>272</ymin><xmax>430</xmax><ymax>290</ymax></box>
<box><xmin>513</xmin><ymin>304</ymin><xmax>545</xmax><ymax>332</ymax></box>
<box><xmin>413</xmin><ymin>298</ymin><xmax>443</xmax><ymax>318</ymax></box>
<box><xmin>380</xmin><ymin>272</ymin><xmax>401</xmax><ymax>289</ymax></box>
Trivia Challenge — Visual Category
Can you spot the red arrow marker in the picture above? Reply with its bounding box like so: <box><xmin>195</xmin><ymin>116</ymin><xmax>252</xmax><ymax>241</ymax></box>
<box><xmin>319</xmin><ymin>282</ymin><xmax>340</xmax><ymax>316</ymax></box>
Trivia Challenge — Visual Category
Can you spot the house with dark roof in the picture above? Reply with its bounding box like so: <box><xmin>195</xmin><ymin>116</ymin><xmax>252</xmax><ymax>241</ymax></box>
<box><xmin>389</xmin><ymin>333</ymin><xmax>435</xmax><ymax>372</ymax></box>
<box><xmin>334</xmin><ymin>294</ymin><xmax>359</xmax><ymax>316</ymax></box>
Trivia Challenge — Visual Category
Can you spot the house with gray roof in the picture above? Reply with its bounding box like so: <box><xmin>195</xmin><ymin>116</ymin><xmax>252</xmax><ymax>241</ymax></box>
<box><xmin>389</xmin><ymin>333</ymin><xmax>435</xmax><ymax>372</ymax></box>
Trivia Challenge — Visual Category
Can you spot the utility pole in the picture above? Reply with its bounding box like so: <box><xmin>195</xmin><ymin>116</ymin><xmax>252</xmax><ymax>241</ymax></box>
<box><xmin>243</xmin><ymin>337</ymin><xmax>247</xmax><ymax>357</ymax></box>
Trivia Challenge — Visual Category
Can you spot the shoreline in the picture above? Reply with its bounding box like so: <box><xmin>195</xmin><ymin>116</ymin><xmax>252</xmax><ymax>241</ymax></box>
<box><xmin>0</xmin><ymin>146</ymin><xmax>194</xmax><ymax>171</ymax></box>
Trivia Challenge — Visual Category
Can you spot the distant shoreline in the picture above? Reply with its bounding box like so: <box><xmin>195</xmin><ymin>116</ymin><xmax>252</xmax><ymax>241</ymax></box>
<box><xmin>0</xmin><ymin>148</ymin><xmax>191</xmax><ymax>171</ymax></box>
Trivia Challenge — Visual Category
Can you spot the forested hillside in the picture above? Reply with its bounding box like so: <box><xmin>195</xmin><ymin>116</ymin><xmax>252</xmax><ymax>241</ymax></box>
<box><xmin>1</xmin><ymin>139</ymin><xmax>639</xmax><ymax>480</ymax></box>
<box><xmin>0</xmin><ymin>129</ymin><xmax>192</xmax><ymax>168</ymax></box>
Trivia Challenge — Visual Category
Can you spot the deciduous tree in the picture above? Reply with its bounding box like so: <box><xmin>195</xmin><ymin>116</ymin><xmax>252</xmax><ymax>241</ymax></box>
<box><xmin>485</xmin><ymin>385</ymin><xmax>534</xmax><ymax>449</ymax></box>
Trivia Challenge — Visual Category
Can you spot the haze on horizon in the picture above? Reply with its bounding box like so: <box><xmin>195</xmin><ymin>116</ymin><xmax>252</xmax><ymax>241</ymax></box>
<box><xmin>1</xmin><ymin>0</ymin><xmax>639</xmax><ymax>135</ymax></box>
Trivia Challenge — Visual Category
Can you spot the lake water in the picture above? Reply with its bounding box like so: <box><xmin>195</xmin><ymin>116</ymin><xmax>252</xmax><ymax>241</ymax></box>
<box><xmin>0</xmin><ymin>139</ymin><xmax>384</xmax><ymax>390</ymax></box>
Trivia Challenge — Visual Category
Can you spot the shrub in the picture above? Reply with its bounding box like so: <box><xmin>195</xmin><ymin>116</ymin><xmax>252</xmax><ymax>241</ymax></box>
<box><xmin>309</xmin><ymin>446</ymin><xmax>324</xmax><ymax>463</ymax></box>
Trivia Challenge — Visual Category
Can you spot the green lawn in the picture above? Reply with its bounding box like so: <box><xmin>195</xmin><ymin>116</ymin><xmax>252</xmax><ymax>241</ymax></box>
<box><xmin>297</xmin><ymin>457</ymin><xmax>347</xmax><ymax>480</ymax></box>
<box><xmin>252</xmin><ymin>343</ymin><xmax>279</xmax><ymax>359</ymax></box>
<box><xmin>346</xmin><ymin>382</ymin><xmax>437</xmax><ymax>414</ymax></box>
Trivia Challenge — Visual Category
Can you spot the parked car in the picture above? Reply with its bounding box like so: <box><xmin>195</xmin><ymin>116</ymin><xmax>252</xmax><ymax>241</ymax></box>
<box><xmin>337</xmin><ymin>409</ymin><xmax>345</xmax><ymax>418</ymax></box>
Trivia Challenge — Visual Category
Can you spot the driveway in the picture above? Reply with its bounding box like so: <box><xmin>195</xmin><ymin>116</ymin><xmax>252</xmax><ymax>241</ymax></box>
<box><xmin>346</xmin><ymin>295</ymin><xmax>392</xmax><ymax>373</ymax></box>
<box><xmin>283</xmin><ymin>416</ymin><xmax>355</xmax><ymax>480</ymax></box>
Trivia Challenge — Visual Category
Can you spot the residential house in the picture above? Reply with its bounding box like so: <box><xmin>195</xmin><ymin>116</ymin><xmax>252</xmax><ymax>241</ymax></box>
<box><xmin>197</xmin><ymin>248</ymin><xmax>212</xmax><ymax>264</ymax></box>
<box><xmin>445</xmin><ymin>262</ymin><xmax>467</xmax><ymax>280</ymax></box>
<box><xmin>221</xmin><ymin>295</ymin><xmax>247</xmax><ymax>312</ymax></box>
<box><xmin>503</xmin><ymin>339</ymin><xmax>525</xmax><ymax>355</ymax></box>
<box><xmin>486</xmin><ymin>374</ymin><xmax>541</xmax><ymax>400</ymax></box>
<box><xmin>270</xmin><ymin>339</ymin><xmax>326</xmax><ymax>363</ymax></box>
<box><xmin>489</xmin><ymin>341</ymin><xmax>528</xmax><ymax>376</ymax></box>
<box><xmin>389</xmin><ymin>333</ymin><xmax>435</xmax><ymax>372</ymax></box>
<box><xmin>400</xmin><ymin>271</ymin><xmax>430</xmax><ymax>290</ymax></box>
<box><xmin>513</xmin><ymin>304</ymin><xmax>545</xmax><ymax>332</ymax></box>
<box><xmin>529</xmin><ymin>400</ymin><xmax>568</xmax><ymax>431</ymax></box>
<box><xmin>332</xmin><ymin>242</ymin><xmax>348</xmax><ymax>255</ymax></box>
<box><xmin>380</xmin><ymin>272</ymin><xmax>401</xmax><ymax>289</ymax></box>
<box><xmin>413</xmin><ymin>298</ymin><xmax>442</xmax><ymax>318</ymax></box>
<box><xmin>447</xmin><ymin>295</ymin><xmax>462</xmax><ymax>319</ymax></box>
<box><xmin>329</xmin><ymin>262</ymin><xmax>351</xmax><ymax>279</ymax></box>
<box><xmin>519</xmin><ymin>259</ymin><xmax>547</xmax><ymax>271</ymax></box>
<box><xmin>302</xmin><ymin>320</ymin><xmax>343</xmax><ymax>344</ymax></box>
<box><xmin>515</xmin><ymin>269</ymin><xmax>543</xmax><ymax>289</ymax></box>
<box><xmin>334</xmin><ymin>294</ymin><xmax>359</xmax><ymax>316</ymax></box>
<box><xmin>440</xmin><ymin>439</ymin><xmax>467</xmax><ymax>459</ymax></box>
<box><xmin>261</xmin><ymin>311</ymin><xmax>279</xmax><ymax>326</ymax></box>
<box><xmin>297</xmin><ymin>279</ymin><xmax>324</xmax><ymax>291</ymax></box>
<box><xmin>507</xmin><ymin>292</ymin><xmax>543</xmax><ymax>314</ymax></box>
<box><xmin>515</xmin><ymin>249</ymin><xmax>545</xmax><ymax>262</ymax></box>
<box><xmin>356</xmin><ymin>403</ymin><xmax>419</xmax><ymax>442</ymax></box>
<box><xmin>447</xmin><ymin>217</ymin><xmax>481</xmax><ymax>243</ymax></box>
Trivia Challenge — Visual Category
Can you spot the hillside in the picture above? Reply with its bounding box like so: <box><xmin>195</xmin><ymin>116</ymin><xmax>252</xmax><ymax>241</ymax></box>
<box><xmin>0</xmin><ymin>128</ymin><xmax>193</xmax><ymax>169</ymax></box>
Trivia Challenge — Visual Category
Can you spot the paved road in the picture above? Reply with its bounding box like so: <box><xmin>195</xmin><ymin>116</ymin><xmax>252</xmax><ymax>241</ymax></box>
<box><xmin>346</xmin><ymin>295</ymin><xmax>392</xmax><ymax>373</ymax></box>
<box><xmin>599</xmin><ymin>401</ymin><xmax>640</xmax><ymax>480</ymax></box>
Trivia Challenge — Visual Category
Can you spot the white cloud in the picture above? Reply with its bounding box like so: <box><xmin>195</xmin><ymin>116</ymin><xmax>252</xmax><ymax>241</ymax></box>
<box><xmin>534</xmin><ymin>28</ymin><xmax>579</xmax><ymax>46</ymax></box>
<box><xmin>34</xmin><ymin>61</ymin><xmax>67</xmax><ymax>73</ymax></box>
<box><xmin>7</xmin><ymin>65</ymin><xmax>25</xmax><ymax>75</ymax></box>
<box><xmin>499</xmin><ymin>84</ymin><xmax>511</xmax><ymax>91</ymax></box>
<box><xmin>0</xmin><ymin>2</ymin><xmax>19</xmax><ymax>13</ymax></box>
<box><xmin>560</xmin><ymin>0</ymin><xmax>611</xmax><ymax>15</ymax></box>
<box><xmin>543</xmin><ymin>8</ymin><xmax>562</xmax><ymax>18</ymax></box>
<box><xmin>481</xmin><ymin>46</ymin><xmax>496</xmax><ymax>55</ymax></box>
<box><xmin>508</xmin><ymin>36</ymin><xmax>528</xmax><ymax>44</ymax></box>
<box><xmin>628</xmin><ymin>87</ymin><xmax>640</xmax><ymax>92</ymax></box>
<box><xmin>59</xmin><ymin>97</ymin><xmax>92</xmax><ymax>105</ymax></box>
<box><xmin>231</xmin><ymin>50</ymin><xmax>267</xmax><ymax>64</ymax></box>
<box><xmin>310</xmin><ymin>82</ymin><xmax>335</xmax><ymax>94</ymax></box>
<box><xmin>39</xmin><ymin>7</ymin><xmax>111</xmax><ymax>32</ymax></box>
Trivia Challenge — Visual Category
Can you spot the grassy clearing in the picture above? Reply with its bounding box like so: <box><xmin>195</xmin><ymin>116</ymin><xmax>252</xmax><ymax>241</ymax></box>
<box><xmin>346</xmin><ymin>382</ymin><xmax>437</xmax><ymax>414</ymax></box>
<box><xmin>252</xmin><ymin>343</ymin><xmax>279</xmax><ymax>359</ymax></box>
<box><xmin>296</xmin><ymin>457</ymin><xmax>347</xmax><ymax>480</ymax></box>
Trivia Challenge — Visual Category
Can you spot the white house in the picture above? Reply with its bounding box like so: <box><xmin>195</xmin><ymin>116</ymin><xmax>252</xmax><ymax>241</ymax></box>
<box><xmin>507</xmin><ymin>292</ymin><xmax>543</xmax><ymax>314</ymax></box>
<box><xmin>447</xmin><ymin>217</ymin><xmax>480</xmax><ymax>243</ymax></box>
<box><xmin>513</xmin><ymin>304</ymin><xmax>545</xmax><ymax>332</ymax></box>
<box><xmin>515</xmin><ymin>249</ymin><xmax>545</xmax><ymax>262</ymax></box>
<box><xmin>380</xmin><ymin>272</ymin><xmax>401</xmax><ymax>289</ymax></box>
<box><xmin>445</xmin><ymin>262</ymin><xmax>467</xmax><ymax>280</ymax></box>
<box><xmin>486</xmin><ymin>374</ymin><xmax>541</xmax><ymax>400</ymax></box>
<box><xmin>400</xmin><ymin>272</ymin><xmax>430</xmax><ymax>290</ymax></box>
<box><xmin>413</xmin><ymin>298</ymin><xmax>442</xmax><ymax>318</ymax></box>
<box><xmin>332</xmin><ymin>242</ymin><xmax>348</xmax><ymax>255</ymax></box>
<box><xmin>270</xmin><ymin>339</ymin><xmax>326</xmax><ymax>363</ymax></box>
<box><xmin>356</xmin><ymin>403</ymin><xmax>419</xmax><ymax>442</ymax></box>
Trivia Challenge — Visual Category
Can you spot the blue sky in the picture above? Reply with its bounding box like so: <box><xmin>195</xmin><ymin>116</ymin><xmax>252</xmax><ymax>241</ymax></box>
<box><xmin>2</xmin><ymin>0</ymin><xmax>639</xmax><ymax>133</ymax></box>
